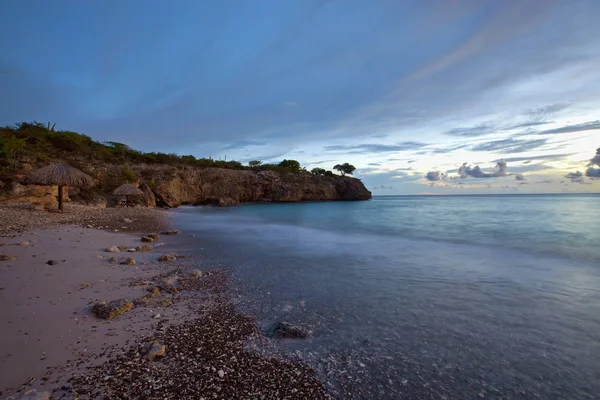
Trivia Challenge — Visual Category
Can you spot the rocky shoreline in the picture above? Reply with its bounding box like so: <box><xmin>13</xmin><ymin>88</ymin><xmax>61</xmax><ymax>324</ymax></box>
<box><xmin>0</xmin><ymin>205</ymin><xmax>331</xmax><ymax>399</ymax></box>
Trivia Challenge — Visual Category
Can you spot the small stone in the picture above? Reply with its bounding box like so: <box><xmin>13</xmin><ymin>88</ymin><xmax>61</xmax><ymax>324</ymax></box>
<box><xmin>109</xmin><ymin>256</ymin><xmax>118</xmax><ymax>264</ymax></box>
<box><xmin>217</xmin><ymin>370</ymin><xmax>225</xmax><ymax>378</ymax></box>
<box><xmin>0</xmin><ymin>253</ymin><xmax>18</xmax><ymax>261</ymax></box>
<box><xmin>92</xmin><ymin>299</ymin><xmax>133</xmax><ymax>320</ymax></box>
<box><xmin>136</xmin><ymin>244</ymin><xmax>153</xmax><ymax>252</ymax></box>
<box><xmin>18</xmin><ymin>241</ymin><xmax>30</xmax><ymax>246</ymax></box>
<box><xmin>161</xmin><ymin>229</ymin><xmax>181</xmax><ymax>235</ymax></box>
<box><xmin>105</xmin><ymin>246</ymin><xmax>120</xmax><ymax>253</ymax></box>
<box><xmin>86</xmin><ymin>225</ymin><xmax>94</xmax><ymax>229</ymax></box>
<box><xmin>141</xmin><ymin>236</ymin><xmax>154</xmax><ymax>243</ymax></box>
<box><xmin>120</xmin><ymin>257</ymin><xmax>136</xmax><ymax>265</ymax></box>
<box><xmin>158</xmin><ymin>253</ymin><xmax>178</xmax><ymax>262</ymax></box>
<box><xmin>147</xmin><ymin>233</ymin><xmax>160</xmax><ymax>239</ymax></box>
<box><xmin>123</xmin><ymin>218</ymin><xmax>133</xmax><ymax>223</ymax></box>
<box><xmin>117</xmin><ymin>245</ymin><xmax>129</xmax><ymax>250</ymax></box>
<box><xmin>127</xmin><ymin>248</ymin><xmax>137</xmax><ymax>252</ymax></box>
<box><xmin>46</xmin><ymin>260</ymin><xmax>59</xmax><ymax>265</ymax></box>
<box><xmin>153</xmin><ymin>313</ymin><xmax>161</xmax><ymax>319</ymax></box>
<box><xmin>188</xmin><ymin>269</ymin><xmax>203</xmax><ymax>278</ymax></box>
<box><xmin>145</xmin><ymin>340</ymin><xmax>166</xmax><ymax>361</ymax></box>
<box><xmin>80</xmin><ymin>282</ymin><xmax>91</xmax><ymax>290</ymax></box>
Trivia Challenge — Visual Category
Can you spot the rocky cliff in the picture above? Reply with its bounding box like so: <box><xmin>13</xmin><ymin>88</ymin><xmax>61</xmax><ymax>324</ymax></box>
<box><xmin>0</xmin><ymin>161</ymin><xmax>371</xmax><ymax>207</ymax></box>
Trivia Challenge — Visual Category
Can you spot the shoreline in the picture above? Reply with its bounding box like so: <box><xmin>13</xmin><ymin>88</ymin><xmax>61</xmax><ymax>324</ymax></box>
<box><xmin>0</xmin><ymin>204</ymin><xmax>331</xmax><ymax>399</ymax></box>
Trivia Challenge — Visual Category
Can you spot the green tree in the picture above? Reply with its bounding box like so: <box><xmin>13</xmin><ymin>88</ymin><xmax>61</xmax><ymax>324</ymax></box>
<box><xmin>248</xmin><ymin>160</ymin><xmax>262</xmax><ymax>168</ymax></box>
<box><xmin>311</xmin><ymin>167</ymin><xmax>327</xmax><ymax>175</ymax></box>
<box><xmin>2</xmin><ymin>137</ymin><xmax>27</xmax><ymax>159</ymax></box>
<box><xmin>278</xmin><ymin>159</ymin><xmax>301</xmax><ymax>172</ymax></box>
<box><xmin>333</xmin><ymin>163</ymin><xmax>356</xmax><ymax>176</ymax></box>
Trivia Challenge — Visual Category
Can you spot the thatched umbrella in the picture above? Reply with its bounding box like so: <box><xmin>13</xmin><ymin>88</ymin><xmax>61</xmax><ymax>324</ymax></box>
<box><xmin>113</xmin><ymin>183</ymin><xmax>143</xmax><ymax>207</ymax></box>
<box><xmin>23</xmin><ymin>164</ymin><xmax>95</xmax><ymax>211</ymax></box>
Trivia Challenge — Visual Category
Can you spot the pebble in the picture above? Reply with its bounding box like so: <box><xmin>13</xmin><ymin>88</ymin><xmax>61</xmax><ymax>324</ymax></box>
<box><xmin>217</xmin><ymin>370</ymin><xmax>225</xmax><ymax>378</ymax></box>
<box><xmin>46</xmin><ymin>260</ymin><xmax>60</xmax><ymax>265</ymax></box>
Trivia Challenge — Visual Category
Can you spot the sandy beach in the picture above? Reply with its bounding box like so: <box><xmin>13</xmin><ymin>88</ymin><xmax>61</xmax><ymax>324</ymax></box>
<box><xmin>0</xmin><ymin>205</ymin><xmax>329</xmax><ymax>399</ymax></box>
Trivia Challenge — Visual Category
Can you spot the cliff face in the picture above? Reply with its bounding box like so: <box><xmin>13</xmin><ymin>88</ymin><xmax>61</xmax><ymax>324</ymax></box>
<box><xmin>0</xmin><ymin>161</ymin><xmax>371</xmax><ymax>207</ymax></box>
<box><xmin>149</xmin><ymin>167</ymin><xmax>371</xmax><ymax>207</ymax></box>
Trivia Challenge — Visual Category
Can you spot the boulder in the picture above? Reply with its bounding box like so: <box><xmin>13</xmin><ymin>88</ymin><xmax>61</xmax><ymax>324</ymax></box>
<box><xmin>117</xmin><ymin>245</ymin><xmax>129</xmax><ymax>250</ymax></box>
<box><xmin>161</xmin><ymin>229</ymin><xmax>181</xmax><ymax>235</ymax></box>
<box><xmin>138</xmin><ymin>182</ymin><xmax>156</xmax><ymax>208</ymax></box>
<box><xmin>136</xmin><ymin>244</ymin><xmax>153</xmax><ymax>252</ymax></box>
<box><xmin>92</xmin><ymin>299</ymin><xmax>134</xmax><ymax>319</ymax></box>
<box><xmin>120</xmin><ymin>257</ymin><xmax>136</xmax><ymax>265</ymax></box>
<box><xmin>141</xmin><ymin>236</ymin><xmax>154</xmax><ymax>243</ymax></box>
<box><xmin>0</xmin><ymin>254</ymin><xmax>17</xmax><ymax>261</ymax></box>
<box><xmin>147</xmin><ymin>233</ymin><xmax>160</xmax><ymax>239</ymax></box>
<box><xmin>158</xmin><ymin>253</ymin><xmax>178</xmax><ymax>262</ymax></box>
<box><xmin>109</xmin><ymin>256</ymin><xmax>118</xmax><ymax>264</ymax></box>
<box><xmin>270</xmin><ymin>321</ymin><xmax>310</xmax><ymax>339</ymax></box>
<box><xmin>105</xmin><ymin>246</ymin><xmax>120</xmax><ymax>253</ymax></box>
<box><xmin>144</xmin><ymin>340</ymin><xmax>166</xmax><ymax>361</ymax></box>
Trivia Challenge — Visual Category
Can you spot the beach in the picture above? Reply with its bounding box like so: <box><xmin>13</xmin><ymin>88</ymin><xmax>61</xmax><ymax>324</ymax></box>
<box><xmin>0</xmin><ymin>204</ymin><xmax>329</xmax><ymax>399</ymax></box>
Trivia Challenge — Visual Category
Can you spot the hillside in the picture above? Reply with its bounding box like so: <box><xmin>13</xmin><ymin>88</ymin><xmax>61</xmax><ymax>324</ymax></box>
<box><xmin>0</xmin><ymin>122</ymin><xmax>371</xmax><ymax>206</ymax></box>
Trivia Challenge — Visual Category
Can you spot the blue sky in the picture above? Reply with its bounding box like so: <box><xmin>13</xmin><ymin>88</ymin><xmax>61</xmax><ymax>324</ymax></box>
<box><xmin>1</xmin><ymin>0</ymin><xmax>599</xmax><ymax>194</ymax></box>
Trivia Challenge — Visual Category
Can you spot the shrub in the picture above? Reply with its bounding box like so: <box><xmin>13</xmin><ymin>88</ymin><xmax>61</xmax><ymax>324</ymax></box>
<box><xmin>122</xmin><ymin>167</ymin><xmax>137</xmax><ymax>182</ymax></box>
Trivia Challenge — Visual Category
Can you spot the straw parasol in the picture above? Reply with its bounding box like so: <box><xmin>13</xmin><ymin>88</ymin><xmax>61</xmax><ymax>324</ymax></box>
<box><xmin>23</xmin><ymin>164</ymin><xmax>95</xmax><ymax>211</ymax></box>
<box><xmin>113</xmin><ymin>183</ymin><xmax>144</xmax><ymax>207</ymax></box>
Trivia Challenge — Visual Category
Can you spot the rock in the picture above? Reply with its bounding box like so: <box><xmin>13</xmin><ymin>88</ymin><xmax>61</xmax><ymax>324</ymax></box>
<box><xmin>136</xmin><ymin>244</ymin><xmax>153</xmax><ymax>252</ymax></box>
<box><xmin>123</xmin><ymin>218</ymin><xmax>133</xmax><ymax>223</ymax></box>
<box><xmin>86</xmin><ymin>225</ymin><xmax>94</xmax><ymax>229</ymax></box>
<box><xmin>121</xmin><ymin>257</ymin><xmax>136</xmax><ymax>265</ymax></box>
<box><xmin>18</xmin><ymin>241</ymin><xmax>30</xmax><ymax>246</ymax></box>
<box><xmin>158</xmin><ymin>253</ymin><xmax>178</xmax><ymax>262</ymax></box>
<box><xmin>161</xmin><ymin>229</ymin><xmax>181</xmax><ymax>235</ymax></box>
<box><xmin>0</xmin><ymin>253</ymin><xmax>17</xmax><ymax>261</ymax></box>
<box><xmin>147</xmin><ymin>233</ymin><xmax>160</xmax><ymax>239</ymax></box>
<box><xmin>127</xmin><ymin>248</ymin><xmax>137</xmax><ymax>252</ymax></box>
<box><xmin>109</xmin><ymin>256</ymin><xmax>118</xmax><ymax>264</ymax></box>
<box><xmin>153</xmin><ymin>313</ymin><xmax>161</xmax><ymax>319</ymax></box>
<box><xmin>92</xmin><ymin>299</ymin><xmax>134</xmax><ymax>319</ymax></box>
<box><xmin>217</xmin><ymin>369</ymin><xmax>225</xmax><ymax>378</ymax></box>
<box><xmin>117</xmin><ymin>245</ymin><xmax>129</xmax><ymax>250</ymax></box>
<box><xmin>105</xmin><ymin>246</ymin><xmax>120</xmax><ymax>253</ymax></box>
<box><xmin>80</xmin><ymin>282</ymin><xmax>91</xmax><ymax>290</ymax></box>
<box><xmin>138</xmin><ymin>182</ymin><xmax>157</xmax><ymax>208</ymax></box>
<box><xmin>158</xmin><ymin>282</ymin><xmax>179</xmax><ymax>294</ymax></box>
<box><xmin>141</xmin><ymin>236</ymin><xmax>154</xmax><ymax>243</ymax></box>
<box><xmin>46</xmin><ymin>260</ymin><xmax>60</xmax><ymax>265</ymax></box>
<box><xmin>144</xmin><ymin>340</ymin><xmax>166</xmax><ymax>361</ymax></box>
<box><xmin>270</xmin><ymin>321</ymin><xmax>310</xmax><ymax>339</ymax></box>
<box><xmin>188</xmin><ymin>269</ymin><xmax>203</xmax><ymax>278</ymax></box>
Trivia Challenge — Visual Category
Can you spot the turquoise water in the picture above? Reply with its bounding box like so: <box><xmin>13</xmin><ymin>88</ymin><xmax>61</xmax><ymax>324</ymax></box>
<box><xmin>169</xmin><ymin>194</ymin><xmax>600</xmax><ymax>399</ymax></box>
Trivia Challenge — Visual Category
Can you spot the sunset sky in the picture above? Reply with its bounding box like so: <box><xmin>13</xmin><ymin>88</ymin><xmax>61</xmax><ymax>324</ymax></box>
<box><xmin>1</xmin><ymin>0</ymin><xmax>599</xmax><ymax>194</ymax></box>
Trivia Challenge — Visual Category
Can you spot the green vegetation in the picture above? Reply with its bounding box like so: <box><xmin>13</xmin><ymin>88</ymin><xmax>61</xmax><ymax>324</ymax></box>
<box><xmin>333</xmin><ymin>163</ymin><xmax>356</xmax><ymax>176</ymax></box>
<box><xmin>0</xmin><ymin>122</ymin><xmax>357</xmax><ymax>181</ymax></box>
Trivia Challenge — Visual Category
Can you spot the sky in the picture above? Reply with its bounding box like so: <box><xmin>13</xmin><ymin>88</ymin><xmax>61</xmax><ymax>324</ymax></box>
<box><xmin>1</xmin><ymin>0</ymin><xmax>599</xmax><ymax>195</ymax></box>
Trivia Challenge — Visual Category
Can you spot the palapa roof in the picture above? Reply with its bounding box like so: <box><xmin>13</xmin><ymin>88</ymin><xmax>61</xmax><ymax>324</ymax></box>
<box><xmin>113</xmin><ymin>183</ymin><xmax>144</xmax><ymax>196</ymax></box>
<box><xmin>22</xmin><ymin>164</ymin><xmax>95</xmax><ymax>188</ymax></box>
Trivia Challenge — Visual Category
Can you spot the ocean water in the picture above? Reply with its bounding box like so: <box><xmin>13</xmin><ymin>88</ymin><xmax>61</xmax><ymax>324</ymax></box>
<box><xmin>168</xmin><ymin>194</ymin><xmax>600</xmax><ymax>399</ymax></box>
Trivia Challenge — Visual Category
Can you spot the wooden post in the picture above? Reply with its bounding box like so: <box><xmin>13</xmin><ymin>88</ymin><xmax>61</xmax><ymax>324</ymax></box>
<box><xmin>58</xmin><ymin>185</ymin><xmax>64</xmax><ymax>211</ymax></box>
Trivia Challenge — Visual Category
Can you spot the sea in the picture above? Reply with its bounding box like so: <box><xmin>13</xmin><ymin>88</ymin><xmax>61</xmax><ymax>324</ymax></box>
<box><xmin>167</xmin><ymin>194</ymin><xmax>600</xmax><ymax>399</ymax></box>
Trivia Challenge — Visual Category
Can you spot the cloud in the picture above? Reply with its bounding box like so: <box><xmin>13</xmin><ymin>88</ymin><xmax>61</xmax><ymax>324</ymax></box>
<box><xmin>585</xmin><ymin>147</ymin><xmax>600</xmax><ymax>177</ymax></box>
<box><xmin>444</xmin><ymin>124</ymin><xmax>494</xmax><ymax>137</ymax></box>
<box><xmin>565</xmin><ymin>171</ymin><xmax>584</xmax><ymax>183</ymax></box>
<box><xmin>537</xmin><ymin>120</ymin><xmax>600</xmax><ymax>135</ymax></box>
<box><xmin>471</xmin><ymin>138</ymin><xmax>547</xmax><ymax>153</ymax></box>
<box><xmin>324</xmin><ymin>141</ymin><xmax>427</xmax><ymax>154</ymax></box>
<box><xmin>515</xmin><ymin>173</ymin><xmax>526</xmax><ymax>181</ymax></box>
<box><xmin>368</xmin><ymin>162</ymin><xmax>381</xmax><ymax>166</ymax></box>
<box><xmin>525</xmin><ymin>103</ymin><xmax>570</xmax><ymax>118</ymax></box>
<box><xmin>222</xmin><ymin>140</ymin><xmax>267</xmax><ymax>150</ymax></box>
<box><xmin>425</xmin><ymin>171</ymin><xmax>447</xmax><ymax>181</ymax></box>
<box><xmin>458</xmin><ymin>159</ymin><xmax>508</xmax><ymax>179</ymax></box>
<box><xmin>503</xmin><ymin>153</ymin><xmax>570</xmax><ymax>163</ymax></box>
<box><xmin>506</xmin><ymin>121</ymin><xmax>552</xmax><ymax>130</ymax></box>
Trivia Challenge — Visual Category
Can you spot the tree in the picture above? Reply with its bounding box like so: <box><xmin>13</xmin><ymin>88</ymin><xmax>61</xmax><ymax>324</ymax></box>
<box><xmin>333</xmin><ymin>163</ymin><xmax>356</xmax><ymax>176</ymax></box>
<box><xmin>278</xmin><ymin>159</ymin><xmax>301</xmax><ymax>172</ymax></box>
<box><xmin>248</xmin><ymin>160</ymin><xmax>262</xmax><ymax>168</ymax></box>
<box><xmin>311</xmin><ymin>167</ymin><xmax>326</xmax><ymax>175</ymax></box>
